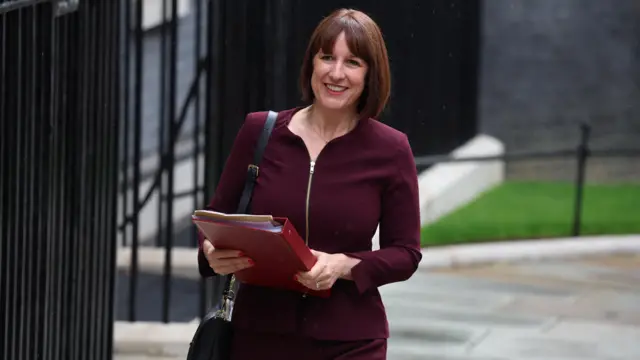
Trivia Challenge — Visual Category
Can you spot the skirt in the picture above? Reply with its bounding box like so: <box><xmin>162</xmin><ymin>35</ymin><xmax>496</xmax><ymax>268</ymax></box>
<box><xmin>230</xmin><ymin>329</ymin><xmax>387</xmax><ymax>360</ymax></box>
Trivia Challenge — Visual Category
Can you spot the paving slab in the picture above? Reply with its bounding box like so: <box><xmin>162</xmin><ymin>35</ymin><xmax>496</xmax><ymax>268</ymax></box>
<box><xmin>581</xmin><ymin>290</ymin><xmax>640</xmax><ymax>313</ymax></box>
<box><xmin>497</xmin><ymin>292</ymin><xmax>640</xmax><ymax>326</ymax></box>
<box><xmin>502</xmin><ymin>262</ymin><xmax>640</xmax><ymax>290</ymax></box>
<box><xmin>405</xmin><ymin>270</ymin><xmax>581</xmax><ymax>297</ymax></box>
<box><xmin>113</xmin><ymin>321</ymin><xmax>194</xmax><ymax>359</ymax></box>
<box><xmin>427</xmin><ymin>264</ymin><xmax>634</xmax><ymax>295</ymax></box>
<box><xmin>387</xmin><ymin>302</ymin><xmax>555</xmax><ymax>329</ymax></box>
<box><xmin>579</xmin><ymin>254</ymin><xmax>640</xmax><ymax>270</ymax></box>
<box><xmin>470</xmin><ymin>326</ymin><xmax>640</xmax><ymax>360</ymax></box>
<box><xmin>548</xmin><ymin>322</ymin><xmax>640</xmax><ymax>341</ymax></box>
<box><xmin>386</xmin><ymin>339</ymin><xmax>473</xmax><ymax>359</ymax></box>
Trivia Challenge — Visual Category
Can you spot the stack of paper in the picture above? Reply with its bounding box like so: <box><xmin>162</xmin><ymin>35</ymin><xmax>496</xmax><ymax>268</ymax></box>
<box><xmin>193</xmin><ymin>210</ymin><xmax>283</xmax><ymax>233</ymax></box>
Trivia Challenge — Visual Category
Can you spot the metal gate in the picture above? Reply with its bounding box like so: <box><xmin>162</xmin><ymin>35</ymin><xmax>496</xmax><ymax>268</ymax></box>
<box><xmin>1</xmin><ymin>0</ymin><xmax>120</xmax><ymax>359</ymax></box>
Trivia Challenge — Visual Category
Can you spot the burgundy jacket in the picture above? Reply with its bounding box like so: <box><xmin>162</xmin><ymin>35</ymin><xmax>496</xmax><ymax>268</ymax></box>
<box><xmin>198</xmin><ymin>107</ymin><xmax>422</xmax><ymax>341</ymax></box>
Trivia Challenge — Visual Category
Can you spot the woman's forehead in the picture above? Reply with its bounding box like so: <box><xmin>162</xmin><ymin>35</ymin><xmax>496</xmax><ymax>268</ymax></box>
<box><xmin>316</xmin><ymin>28</ymin><xmax>371</xmax><ymax>61</ymax></box>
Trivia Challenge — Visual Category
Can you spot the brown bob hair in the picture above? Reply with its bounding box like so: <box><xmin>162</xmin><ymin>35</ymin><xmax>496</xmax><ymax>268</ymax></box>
<box><xmin>299</xmin><ymin>9</ymin><xmax>391</xmax><ymax>120</ymax></box>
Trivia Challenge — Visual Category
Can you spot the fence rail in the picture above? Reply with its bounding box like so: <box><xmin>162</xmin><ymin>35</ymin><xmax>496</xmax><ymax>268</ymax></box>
<box><xmin>1</xmin><ymin>1</ymin><xmax>120</xmax><ymax>359</ymax></box>
<box><xmin>414</xmin><ymin>124</ymin><xmax>640</xmax><ymax>237</ymax></box>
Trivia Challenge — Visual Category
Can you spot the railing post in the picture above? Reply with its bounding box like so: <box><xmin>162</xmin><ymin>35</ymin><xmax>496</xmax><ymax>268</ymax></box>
<box><xmin>128</xmin><ymin>0</ymin><xmax>144</xmax><ymax>322</ymax></box>
<box><xmin>572</xmin><ymin>123</ymin><xmax>591</xmax><ymax>236</ymax></box>
<box><xmin>161</xmin><ymin>0</ymin><xmax>180</xmax><ymax>324</ymax></box>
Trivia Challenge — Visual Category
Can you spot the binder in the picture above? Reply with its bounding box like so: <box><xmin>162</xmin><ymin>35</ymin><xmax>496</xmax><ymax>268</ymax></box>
<box><xmin>192</xmin><ymin>210</ymin><xmax>330</xmax><ymax>298</ymax></box>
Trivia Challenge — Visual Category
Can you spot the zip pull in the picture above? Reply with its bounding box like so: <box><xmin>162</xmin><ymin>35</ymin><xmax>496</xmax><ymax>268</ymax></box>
<box><xmin>310</xmin><ymin>161</ymin><xmax>315</xmax><ymax>174</ymax></box>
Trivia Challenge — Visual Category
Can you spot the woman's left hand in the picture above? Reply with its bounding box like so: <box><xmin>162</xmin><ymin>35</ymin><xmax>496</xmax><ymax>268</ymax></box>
<box><xmin>295</xmin><ymin>250</ymin><xmax>354</xmax><ymax>290</ymax></box>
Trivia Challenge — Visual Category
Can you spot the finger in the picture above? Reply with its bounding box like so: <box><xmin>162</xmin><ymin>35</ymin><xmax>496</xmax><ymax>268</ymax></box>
<box><xmin>314</xmin><ymin>272</ymin><xmax>334</xmax><ymax>284</ymax></box>
<box><xmin>204</xmin><ymin>242</ymin><xmax>217</xmax><ymax>267</ymax></box>
<box><xmin>202</xmin><ymin>240</ymin><xmax>214</xmax><ymax>255</ymax></box>
<box><xmin>296</xmin><ymin>271</ymin><xmax>310</xmax><ymax>282</ymax></box>
<box><xmin>298</xmin><ymin>256</ymin><xmax>327</xmax><ymax>281</ymax></box>
<box><xmin>216</xmin><ymin>261</ymin><xmax>254</xmax><ymax>275</ymax></box>
<box><xmin>209</xmin><ymin>248</ymin><xmax>246</xmax><ymax>260</ymax></box>
<box><xmin>213</xmin><ymin>257</ymin><xmax>254</xmax><ymax>271</ymax></box>
<box><xmin>315</xmin><ymin>278</ymin><xmax>335</xmax><ymax>290</ymax></box>
<box><xmin>306</xmin><ymin>261</ymin><xmax>326</xmax><ymax>280</ymax></box>
<box><xmin>293</xmin><ymin>273</ymin><xmax>312</xmax><ymax>287</ymax></box>
<box><xmin>212</xmin><ymin>256</ymin><xmax>254</xmax><ymax>268</ymax></box>
<box><xmin>296</xmin><ymin>272</ymin><xmax>327</xmax><ymax>290</ymax></box>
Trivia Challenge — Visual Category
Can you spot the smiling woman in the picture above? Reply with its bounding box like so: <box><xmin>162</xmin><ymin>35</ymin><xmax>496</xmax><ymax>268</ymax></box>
<box><xmin>309</xmin><ymin>31</ymin><xmax>369</xmax><ymax>114</ymax></box>
<box><xmin>300</xmin><ymin>8</ymin><xmax>391</xmax><ymax>120</ymax></box>
<box><xmin>197</xmin><ymin>8</ymin><xmax>421</xmax><ymax>360</ymax></box>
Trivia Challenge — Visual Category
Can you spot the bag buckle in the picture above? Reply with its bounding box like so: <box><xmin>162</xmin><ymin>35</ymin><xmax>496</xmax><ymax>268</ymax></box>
<box><xmin>214</xmin><ymin>275</ymin><xmax>237</xmax><ymax>321</ymax></box>
<box><xmin>248</xmin><ymin>164</ymin><xmax>259</xmax><ymax>178</ymax></box>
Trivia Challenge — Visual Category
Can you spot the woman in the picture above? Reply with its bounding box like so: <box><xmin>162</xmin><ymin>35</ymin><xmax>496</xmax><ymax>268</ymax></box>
<box><xmin>198</xmin><ymin>8</ymin><xmax>422</xmax><ymax>360</ymax></box>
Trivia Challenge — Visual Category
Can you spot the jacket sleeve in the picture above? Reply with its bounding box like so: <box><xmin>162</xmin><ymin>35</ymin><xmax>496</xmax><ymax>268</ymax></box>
<box><xmin>197</xmin><ymin>112</ymin><xmax>266</xmax><ymax>277</ymax></box>
<box><xmin>344</xmin><ymin>134</ymin><xmax>423</xmax><ymax>293</ymax></box>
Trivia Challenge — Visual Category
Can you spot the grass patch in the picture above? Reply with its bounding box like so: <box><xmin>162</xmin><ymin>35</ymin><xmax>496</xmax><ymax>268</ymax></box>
<box><xmin>420</xmin><ymin>181</ymin><xmax>640</xmax><ymax>247</ymax></box>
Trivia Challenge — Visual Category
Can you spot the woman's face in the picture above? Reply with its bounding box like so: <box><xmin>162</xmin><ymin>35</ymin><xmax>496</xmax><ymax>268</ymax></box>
<box><xmin>310</xmin><ymin>32</ymin><xmax>368</xmax><ymax>113</ymax></box>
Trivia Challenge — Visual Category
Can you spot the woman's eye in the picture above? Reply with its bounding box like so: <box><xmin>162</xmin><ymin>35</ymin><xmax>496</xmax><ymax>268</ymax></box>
<box><xmin>347</xmin><ymin>59</ymin><xmax>361</xmax><ymax>66</ymax></box>
<box><xmin>320</xmin><ymin>55</ymin><xmax>333</xmax><ymax>61</ymax></box>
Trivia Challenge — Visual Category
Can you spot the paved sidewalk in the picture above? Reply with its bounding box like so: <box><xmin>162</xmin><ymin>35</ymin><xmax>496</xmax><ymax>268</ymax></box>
<box><xmin>114</xmin><ymin>253</ymin><xmax>640</xmax><ymax>359</ymax></box>
<box><xmin>384</xmin><ymin>253</ymin><xmax>640</xmax><ymax>359</ymax></box>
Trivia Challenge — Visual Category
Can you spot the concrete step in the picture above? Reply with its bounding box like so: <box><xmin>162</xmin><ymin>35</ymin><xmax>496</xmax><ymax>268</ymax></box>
<box><xmin>115</xmin><ymin>356</ymin><xmax>183</xmax><ymax>360</ymax></box>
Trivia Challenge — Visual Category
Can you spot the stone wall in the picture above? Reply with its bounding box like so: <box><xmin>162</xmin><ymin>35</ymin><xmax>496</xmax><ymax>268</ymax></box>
<box><xmin>478</xmin><ymin>0</ymin><xmax>640</xmax><ymax>182</ymax></box>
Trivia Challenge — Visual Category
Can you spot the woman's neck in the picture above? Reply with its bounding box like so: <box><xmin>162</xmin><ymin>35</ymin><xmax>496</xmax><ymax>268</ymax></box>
<box><xmin>305</xmin><ymin>104</ymin><xmax>358</xmax><ymax>139</ymax></box>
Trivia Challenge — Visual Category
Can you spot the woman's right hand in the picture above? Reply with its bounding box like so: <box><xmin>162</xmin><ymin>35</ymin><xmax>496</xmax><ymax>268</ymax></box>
<box><xmin>202</xmin><ymin>239</ymin><xmax>255</xmax><ymax>275</ymax></box>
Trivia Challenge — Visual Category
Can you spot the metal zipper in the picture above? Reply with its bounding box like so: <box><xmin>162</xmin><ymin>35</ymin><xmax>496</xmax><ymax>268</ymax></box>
<box><xmin>304</xmin><ymin>160</ymin><xmax>315</xmax><ymax>246</ymax></box>
<box><xmin>301</xmin><ymin>160</ymin><xmax>316</xmax><ymax>299</ymax></box>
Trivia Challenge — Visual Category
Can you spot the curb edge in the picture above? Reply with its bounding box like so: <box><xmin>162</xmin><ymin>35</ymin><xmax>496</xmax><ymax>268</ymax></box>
<box><xmin>419</xmin><ymin>234</ymin><xmax>640</xmax><ymax>269</ymax></box>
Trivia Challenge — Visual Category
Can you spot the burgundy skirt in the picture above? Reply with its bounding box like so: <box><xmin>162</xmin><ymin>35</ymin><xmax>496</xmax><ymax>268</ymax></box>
<box><xmin>230</xmin><ymin>329</ymin><xmax>387</xmax><ymax>360</ymax></box>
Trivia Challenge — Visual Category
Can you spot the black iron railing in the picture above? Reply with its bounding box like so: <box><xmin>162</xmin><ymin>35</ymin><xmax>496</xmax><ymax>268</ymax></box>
<box><xmin>414</xmin><ymin>124</ymin><xmax>640</xmax><ymax>238</ymax></box>
<box><xmin>117</xmin><ymin>0</ymin><xmax>214</xmax><ymax>324</ymax></box>
<box><xmin>1</xmin><ymin>1</ymin><xmax>120</xmax><ymax>360</ymax></box>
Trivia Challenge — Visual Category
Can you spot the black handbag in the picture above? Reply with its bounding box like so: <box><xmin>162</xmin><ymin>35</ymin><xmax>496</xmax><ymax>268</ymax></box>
<box><xmin>186</xmin><ymin>110</ymin><xmax>279</xmax><ymax>360</ymax></box>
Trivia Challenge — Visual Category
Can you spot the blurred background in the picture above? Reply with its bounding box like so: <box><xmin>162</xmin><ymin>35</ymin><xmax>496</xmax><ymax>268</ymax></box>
<box><xmin>1</xmin><ymin>0</ymin><xmax>639</xmax><ymax>359</ymax></box>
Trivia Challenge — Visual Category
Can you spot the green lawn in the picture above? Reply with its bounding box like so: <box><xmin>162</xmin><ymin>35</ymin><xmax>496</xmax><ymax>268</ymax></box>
<box><xmin>420</xmin><ymin>181</ymin><xmax>640</xmax><ymax>247</ymax></box>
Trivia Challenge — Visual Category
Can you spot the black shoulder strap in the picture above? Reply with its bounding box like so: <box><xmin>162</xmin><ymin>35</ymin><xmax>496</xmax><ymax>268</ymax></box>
<box><xmin>218</xmin><ymin>110</ymin><xmax>278</xmax><ymax>297</ymax></box>
<box><xmin>196</xmin><ymin>111</ymin><xmax>279</xmax><ymax>336</ymax></box>
<box><xmin>236</xmin><ymin>110</ymin><xmax>278</xmax><ymax>214</ymax></box>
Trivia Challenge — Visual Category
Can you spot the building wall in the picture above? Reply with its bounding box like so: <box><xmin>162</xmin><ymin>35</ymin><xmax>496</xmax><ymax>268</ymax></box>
<box><xmin>478</xmin><ymin>0</ymin><xmax>640</xmax><ymax>182</ymax></box>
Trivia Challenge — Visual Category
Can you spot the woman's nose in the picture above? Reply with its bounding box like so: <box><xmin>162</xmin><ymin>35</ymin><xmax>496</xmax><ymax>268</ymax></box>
<box><xmin>329</xmin><ymin>63</ymin><xmax>346</xmax><ymax>80</ymax></box>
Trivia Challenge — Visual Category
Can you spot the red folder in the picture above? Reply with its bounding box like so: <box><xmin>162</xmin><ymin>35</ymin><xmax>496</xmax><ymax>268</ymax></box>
<box><xmin>192</xmin><ymin>212</ymin><xmax>330</xmax><ymax>298</ymax></box>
